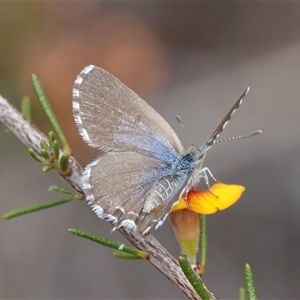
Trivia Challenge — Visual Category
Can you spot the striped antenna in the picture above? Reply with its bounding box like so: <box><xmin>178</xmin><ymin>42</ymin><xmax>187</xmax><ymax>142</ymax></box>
<box><xmin>214</xmin><ymin>130</ymin><xmax>262</xmax><ymax>145</ymax></box>
<box><xmin>176</xmin><ymin>115</ymin><xmax>195</xmax><ymax>147</ymax></box>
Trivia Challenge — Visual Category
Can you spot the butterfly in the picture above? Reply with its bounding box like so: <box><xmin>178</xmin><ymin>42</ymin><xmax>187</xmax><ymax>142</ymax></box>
<box><xmin>73</xmin><ymin>65</ymin><xmax>251</xmax><ymax>234</ymax></box>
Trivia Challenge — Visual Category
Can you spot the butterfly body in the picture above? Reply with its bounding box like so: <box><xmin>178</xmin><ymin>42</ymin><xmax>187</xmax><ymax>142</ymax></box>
<box><xmin>73</xmin><ymin>65</ymin><xmax>249</xmax><ymax>234</ymax></box>
<box><xmin>144</xmin><ymin>150</ymin><xmax>197</xmax><ymax>207</ymax></box>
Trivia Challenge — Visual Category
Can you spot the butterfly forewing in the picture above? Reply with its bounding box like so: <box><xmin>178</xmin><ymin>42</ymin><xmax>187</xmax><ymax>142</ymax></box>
<box><xmin>73</xmin><ymin>65</ymin><xmax>184</xmax><ymax>160</ymax></box>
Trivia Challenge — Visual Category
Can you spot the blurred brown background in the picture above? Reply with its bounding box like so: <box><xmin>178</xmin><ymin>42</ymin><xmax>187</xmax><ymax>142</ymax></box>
<box><xmin>1</xmin><ymin>2</ymin><xmax>300</xmax><ymax>299</ymax></box>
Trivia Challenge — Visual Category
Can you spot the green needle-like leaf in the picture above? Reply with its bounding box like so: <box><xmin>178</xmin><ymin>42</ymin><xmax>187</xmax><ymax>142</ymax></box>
<box><xmin>239</xmin><ymin>287</ymin><xmax>246</xmax><ymax>300</ymax></box>
<box><xmin>48</xmin><ymin>131</ymin><xmax>55</xmax><ymax>148</ymax></box>
<box><xmin>3</xmin><ymin>198</ymin><xmax>72</xmax><ymax>220</ymax></box>
<box><xmin>41</xmin><ymin>148</ymin><xmax>50</xmax><ymax>159</ymax></box>
<box><xmin>59</xmin><ymin>153</ymin><xmax>70</xmax><ymax>174</ymax></box>
<box><xmin>40</xmin><ymin>139</ymin><xmax>49</xmax><ymax>151</ymax></box>
<box><xmin>200</xmin><ymin>215</ymin><xmax>207</xmax><ymax>274</ymax></box>
<box><xmin>28</xmin><ymin>148</ymin><xmax>43</xmax><ymax>162</ymax></box>
<box><xmin>68</xmin><ymin>228</ymin><xmax>149</xmax><ymax>259</ymax></box>
<box><xmin>113</xmin><ymin>250</ymin><xmax>143</xmax><ymax>259</ymax></box>
<box><xmin>31</xmin><ymin>74</ymin><xmax>71</xmax><ymax>154</ymax></box>
<box><xmin>49</xmin><ymin>185</ymin><xmax>75</xmax><ymax>195</ymax></box>
<box><xmin>48</xmin><ymin>132</ymin><xmax>60</xmax><ymax>159</ymax></box>
<box><xmin>21</xmin><ymin>96</ymin><xmax>32</xmax><ymax>122</ymax></box>
<box><xmin>178</xmin><ymin>256</ymin><xmax>210</xmax><ymax>299</ymax></box>
<box><xmin>52</xmin><ymin>140</ymin><xmax>60</xmax><ymax>160</ymax></box>
<box><xmin>42</xmin><ymin>165</ymin><xmax>54</xmax><ymax>172</ymax></box>
<box><xmin>244</xmin><ymin>263</ymin><xmax>258</xmax><ymax>300</ymax></box>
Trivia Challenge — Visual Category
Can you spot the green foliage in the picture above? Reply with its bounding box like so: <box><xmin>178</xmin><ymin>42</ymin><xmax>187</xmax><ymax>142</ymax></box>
<box><xmin>68</xmin><ymin>228</ymin><xmax>149</xmax><ymax>259</ymax></box>
<box><xmin>178</xmin><ymin>256</ymin><xmax>210</xmax><ymax>299</ymax></box>
<box><xmin>3</xmin><ymin>198</ymin><xmax>72</xmax><ymax>220</ymax></box>
<box><xmin>239</xmin><ymin>287</ymin><xmax>246</xmax><ymax>300</ymax></box>
<box><xmin>200</xmin><ymin>215</ymin><xmax>207</xmax><ymax>275</ymax></box>
<box><xmin>31</xmin><ymin>74</ymin><xmax>71</xmax><ymax>154</ymax></box>
<box><xmin>244</xmin><ymin>264</ymin><xmax>258</xmax><ymax>300</ymax></box>
<box><xmin>21</xmin><ymin>96</ymin><xmax>32</xmax><ymax>122</ymax></box>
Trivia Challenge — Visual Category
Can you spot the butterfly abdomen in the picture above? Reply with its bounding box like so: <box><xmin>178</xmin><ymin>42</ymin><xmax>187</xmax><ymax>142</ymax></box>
<box><xmin>143</xmin><ymin>175</ymin><xmax>185</xmax><ymax>213</ymax></box>
<box><xmin>142</xmin><ymin>152</ymin><xmax>198</xmax><ymax>213</ymax></box>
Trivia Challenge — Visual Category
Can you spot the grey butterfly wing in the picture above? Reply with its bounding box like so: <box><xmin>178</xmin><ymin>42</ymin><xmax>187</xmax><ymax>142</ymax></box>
<box><xmin>73</xmin><ymin>65</ymin><xmax>184</xmax><ymax>163</ymax></box>
<box><xmin>73</xmin><ymin>65</ymin><xmax>186</xmax><ymax>232</ymax></box>
<box><xmin>83</xmin><ymin>151</ymin><xmax>174</xmax><ymax>232</ymax></box>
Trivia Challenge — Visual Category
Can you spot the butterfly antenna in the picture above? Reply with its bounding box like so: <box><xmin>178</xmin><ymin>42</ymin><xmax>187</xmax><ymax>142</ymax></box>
<box><xmin>176</xmin><ymin>115</ymin><xmax>195</xmax><ymax>147</ymax></box>
<box><xmin>202</xmin><ymin>87</ymin><xmax>250</xmax><ymax>153</ymax></box>
<box><xmin>214</xmin><ymin>130</ymin><xmax>262</xmax><ymax>145</ymax></box>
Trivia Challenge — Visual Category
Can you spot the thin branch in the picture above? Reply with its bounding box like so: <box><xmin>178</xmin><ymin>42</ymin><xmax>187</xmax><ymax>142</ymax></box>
<box><xmin>0</xmin><ymin>94</ymin><xmax>217</xmax><ymax>300</ymax></box>
<box><xmin>0</xmin><ymin>94</ymin><xmax>82</xmax><ymax>192</ymax></box>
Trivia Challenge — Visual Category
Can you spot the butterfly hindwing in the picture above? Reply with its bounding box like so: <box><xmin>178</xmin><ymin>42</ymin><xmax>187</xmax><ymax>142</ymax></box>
<box><xmin>82</xmin><ymin>151</ymin><xmax>175</xmax><ymax>231</ymax></box>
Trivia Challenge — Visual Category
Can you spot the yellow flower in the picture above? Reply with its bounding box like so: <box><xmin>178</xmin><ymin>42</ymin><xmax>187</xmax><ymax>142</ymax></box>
<box><xmin>170</xmin><ymin>182</ymin><xmax>245</xmax><ymax>270</ymax></box>
<box><xmin>172</xmin><ymin>182</ymin><xmax>245</xmax><ymax>214</ymax></box>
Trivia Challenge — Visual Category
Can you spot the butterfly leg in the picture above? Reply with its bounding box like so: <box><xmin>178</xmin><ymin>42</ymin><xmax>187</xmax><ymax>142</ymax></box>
<box><xmin>198</xmin><ymin>167</ymin><xmax>219</xmax><ymax>197</ymax></box>
<box><xmin>200</xmin><ymin>167</ymin><xmax>217</xmax><ymax>183</ymax></box>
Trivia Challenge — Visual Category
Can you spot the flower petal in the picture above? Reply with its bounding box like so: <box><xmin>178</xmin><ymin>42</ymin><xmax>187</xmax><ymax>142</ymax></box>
<box><xmin>172</xmin><ymin>182</ymin><xmax>245</xmax><ymax>214</ymax></box>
